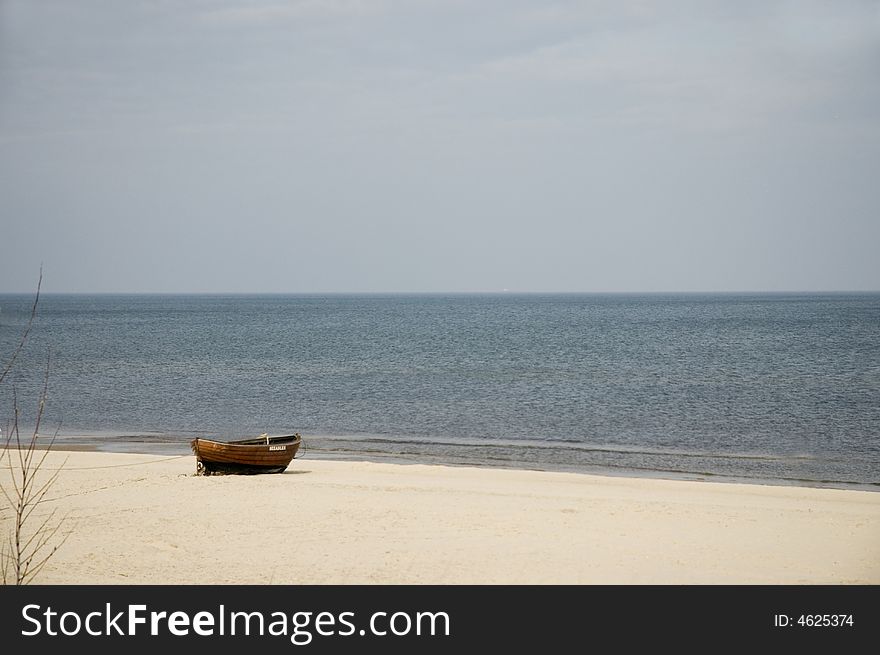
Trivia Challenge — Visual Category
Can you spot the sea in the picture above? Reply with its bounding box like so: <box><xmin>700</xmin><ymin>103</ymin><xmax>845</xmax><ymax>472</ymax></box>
<box><xmin>0</xmin><ymin>293</ymin><xmax>878</xmax><ymax>490</ymax></box>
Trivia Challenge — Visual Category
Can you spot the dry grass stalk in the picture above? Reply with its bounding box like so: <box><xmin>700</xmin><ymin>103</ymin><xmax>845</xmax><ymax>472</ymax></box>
<box><xmin>1</xmin><ymin>271</ymin><xmax>68</xmax><ymax>584</ymax></box>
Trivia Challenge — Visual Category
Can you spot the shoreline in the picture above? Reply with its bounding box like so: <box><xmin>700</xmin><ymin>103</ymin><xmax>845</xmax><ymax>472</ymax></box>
<box><xmin>37</xmin><ymin>437</ymin><xmax>880</xmax><ymax>494</ymax></box>
<box><xmin>18</xmin><ymin>431</ymin><xmax>880</xmax><ymax>493</ymax></box>
<box><xmin>2</xmin><ymin>449</ymin><xmax>878</xmax><ymax>584</ymax></box>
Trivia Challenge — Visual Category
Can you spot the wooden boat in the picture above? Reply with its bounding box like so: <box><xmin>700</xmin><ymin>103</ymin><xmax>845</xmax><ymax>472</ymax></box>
<box><xmin>191</xmin><ymin>433</ymin><xmax>302</xmax><ymax>475</ymax></box>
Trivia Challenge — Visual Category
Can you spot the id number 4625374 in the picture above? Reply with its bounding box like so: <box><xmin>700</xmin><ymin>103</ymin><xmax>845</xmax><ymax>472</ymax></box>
<box><xmin>773</xmin><ymin>614</ymin><xmax>854</xmax><ymax>627</ymax></box>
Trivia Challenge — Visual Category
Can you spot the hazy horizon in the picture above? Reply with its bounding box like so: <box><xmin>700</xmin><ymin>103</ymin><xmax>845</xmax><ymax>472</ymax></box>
<box><xmin>2</xmin><ymin>1</ymin><xmax>878</xmax><ymax>294</ymax></box>
<box><xmin>2</xmin><ymin>286</ymin><xmax>879</xmax><ymax>296</ymax></box>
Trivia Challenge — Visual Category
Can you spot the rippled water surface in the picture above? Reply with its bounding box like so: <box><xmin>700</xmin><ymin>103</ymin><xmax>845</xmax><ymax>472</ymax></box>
<box><xmin>1</xmin><ymin>293</ymin><xmax>878</xmax><ymax>488</ymax></box>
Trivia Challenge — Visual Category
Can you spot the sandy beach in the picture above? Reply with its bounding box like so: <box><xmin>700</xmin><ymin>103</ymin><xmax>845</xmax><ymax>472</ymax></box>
<box><xmin>2</xmin><ymin>449</ymin><xmax>878</xmax><ymax>585</ymax></box>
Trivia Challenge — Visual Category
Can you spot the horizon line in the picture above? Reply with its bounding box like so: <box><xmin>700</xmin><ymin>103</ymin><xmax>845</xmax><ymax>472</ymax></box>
<box><xmin>1</xmin><ymin>289</ymin><xmax>879</xmax><ymax>296</ymax></box>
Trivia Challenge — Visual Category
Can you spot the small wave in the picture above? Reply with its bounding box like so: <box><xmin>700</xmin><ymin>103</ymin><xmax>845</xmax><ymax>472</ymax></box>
<box><xmin>308</xmin><ymin>434</ymin><xmax>841</xmax><ymax>464</ymax></box>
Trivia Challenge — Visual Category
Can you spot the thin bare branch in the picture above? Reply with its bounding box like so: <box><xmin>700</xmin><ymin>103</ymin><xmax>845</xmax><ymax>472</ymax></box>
<box><xmin>20</xmin><ymin>509</ymin><xmax>60</xmax><ymax>555</ymax></box>
<box><xmin>1</xmin><ymin>272</ymin><xmax>67</xmax><ymax>585</ymax></box>
<box><xmin>7</xmin><ymin>395</ymin><xmax>24</xmax><ymax>499</ymax></box>
<box><xmin>21</xmin><ymin>534</ymin><xmax>68</xmax><ymax>585</ymax></box>
<box><xmin>29</xmin><ymin>350</ymin><xmax>51</xmax><ymax>452</ymax></box>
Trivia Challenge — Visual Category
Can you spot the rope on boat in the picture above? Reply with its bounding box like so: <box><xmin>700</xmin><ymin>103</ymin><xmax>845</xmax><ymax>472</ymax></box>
<box><xmin>27</xmin><ymin>454</ymin><xmax>191</xmax><ymax>471</ymax></box>
<box><xmin>14</xmin><ymin>434</ymin><xmax>308</xmax><ymax>472</ymax></box>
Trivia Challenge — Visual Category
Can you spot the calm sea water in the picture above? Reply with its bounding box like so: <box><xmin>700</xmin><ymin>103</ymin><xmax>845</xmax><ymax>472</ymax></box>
<box><xmin>1</xmin><ymin>293</ymin><xmax>878</xmax><ymax>488</ymax></box>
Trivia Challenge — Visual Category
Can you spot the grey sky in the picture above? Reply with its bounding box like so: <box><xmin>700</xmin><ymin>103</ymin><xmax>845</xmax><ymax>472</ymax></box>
<box><xmin>1</xmin><ymin>0</ymin><xmax>878</xmax><ymax>293</ymax></box>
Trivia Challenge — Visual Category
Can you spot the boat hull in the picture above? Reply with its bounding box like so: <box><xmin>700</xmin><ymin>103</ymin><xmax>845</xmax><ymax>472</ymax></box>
<box><xmin>191</xmin><ymin>434</ymin><xmax>302</xmax><ymax>475</ymax></box>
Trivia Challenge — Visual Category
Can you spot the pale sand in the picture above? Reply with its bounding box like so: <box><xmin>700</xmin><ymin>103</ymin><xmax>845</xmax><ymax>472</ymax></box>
<box><xmin>3</xmin><ymin>450</ymin><xmax>878</xmax><ymax>584</ymax></box>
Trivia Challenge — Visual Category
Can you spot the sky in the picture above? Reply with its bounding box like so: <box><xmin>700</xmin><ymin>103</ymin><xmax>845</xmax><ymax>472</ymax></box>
<box><xmin>1</xmin><ymin>0</ymin><xmax>878</xmax><ymax>293</ymax></box>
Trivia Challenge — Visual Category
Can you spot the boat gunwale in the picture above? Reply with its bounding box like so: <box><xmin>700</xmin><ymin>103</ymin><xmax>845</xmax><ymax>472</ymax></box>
<box><xmin>196</xmin><ymin>436</ymin><xmax>301</xmax><ymax>450</ymax></box>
